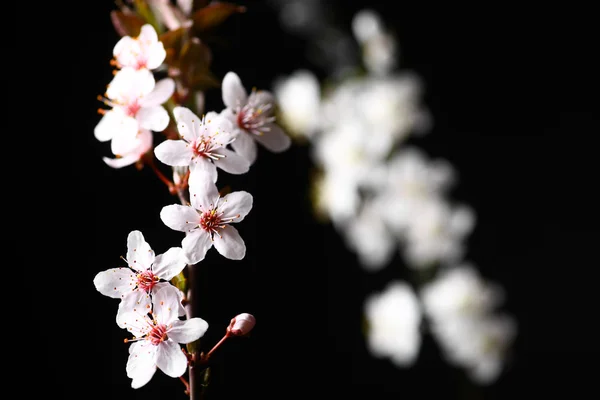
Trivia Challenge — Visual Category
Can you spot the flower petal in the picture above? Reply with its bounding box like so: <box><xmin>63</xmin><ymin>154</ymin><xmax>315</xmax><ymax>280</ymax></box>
<box><xmin>215</xmin><ymin>148</ymin><xmax>250</xmax><ymax>175</ymax></box>
<box><xmin>219</xmin><ymin>191</ymin><xmax>253</xmax><ymax>222</ymax></box>
<box><xmin>107</xmin><ymin>67</ymin><xmax>155</xmax><ymax>101</ymax></box>
<box><xmin>127</xmin><ymin>230</ymin><xmax>155</xmax><ymax>272</ymax></box>
<box><xmin>109</xmin><ymin>119</ymin><xmax>141</xmax><ymax>156</ymax></box>
<box><xmin>173</xmin><ymin>106</ymin><xmax>202</xmax><ymax>141</ymax></box>
<box><xmin>253</xmin><ymin>90</ymin><xmax>275</xmax><ymax>111</ymax></box>
<box><xmin>154</xmin><ymin>140</ymin><xmax>194</xmax><ymax>167</ymax></box>
<box><xmin>103</xmin><ymin>154</ymin><xmax>139</xmax><ymax>169</ymax></box>
<box><xmin>116</xmin><ymin>290</ymin><xmax>151</xmax><ymax>328</ymax></box>
<box><xmin>188</xmin><ymin>172</ymin><xmax>220</xmax><ymax>210</ymax></box>
<box><xmin>231</xmin><ymin>131</ymin><xmax>258</xmax><ymax>165</ymax></box>
<box><xmin>213</xmin><ymin>225</ymin><xmax>246</xmax><ymax>260</ymax></box>
<box><xmin>153</xmin><ymin>284</ymin><xmax>182</xmax><ymax>325</ymax></box>
<box><xmin>160</xmin><ymin>204</ymin><xmax>200</xmax><ymax>233</ymax></box>
<box><xmin>153</xmin><ymin>282</ymin><xmax>186</xmax><ymax>316</ymax></box>
<box><xmin>168</xmin><ymin>318</ymin><xmax>209</xmax><ymax>344</ymax></box>
<box><xmin>141</xmin><ymin>78</ymin><xmax>175</xmax><ymax>107</ymax></box>
<box><xmin>190</xmin><ymin>157</ymin><xmax>218</xmax><ymax>184</ymax></box>
<box><xmin>222</xmin><ymin>71</ymin><xmax>248</xmax><ymax>109</ymax></box>
<box><xmin>156</xmin><ymin>340</ymin><xmax>187</xmax><ymax>378</ymax></box>
<box><xmin>94</xmin><ymin>110</ymin><xmax>121</xmax><ymax>142</ymax></box>
<box><xmin>127</xmin><ymin>341</ymin><xmax>158</xmax><ymax>389</ymax></box>
<box><xmin>253</xmin><ymin>123</ymin><xmax>291</xmax><ymax>153</ymax></box>
<box><xmin>182</xmin><ymin>230</ymin><xmax>212</xmax><ymax>264</ymax></box>
<box><xmin>137</xmin><ymin>106</ymin><xmax>170</xmax><ymax>132</ymax></box>
<box><xmin>152</xmin><ymin>247</ymin><xmax>186</xmax><ymax>280</ymax></box>
<box><xmin>93</xmin><ymin>267</ymin><xmax>137</xmax><ymax>299</ymax></box>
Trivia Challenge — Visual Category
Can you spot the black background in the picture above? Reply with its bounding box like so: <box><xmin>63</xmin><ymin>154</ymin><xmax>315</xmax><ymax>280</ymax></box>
<box><xmin>56</xmin><ymin>1</ymin><xmax>598</xmax><ymax>399</ymax></box>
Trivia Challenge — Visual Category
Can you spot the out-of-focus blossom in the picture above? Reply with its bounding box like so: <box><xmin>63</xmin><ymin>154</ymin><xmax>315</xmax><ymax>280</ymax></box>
<box><xmin>123</xmin><ymin>286</ymin><xmax>209</xmax><ymax>388</ymax></box>
<box><xmin>221</xmin><ymin>71</ymin><xmax>291</xmax><ymax>165</ymax></box>
<box><xmin>272</xmin><ymin>69</ymin><xmax>322</xmax><ymax>139</ymax></box>
<box><xmin>311</xmin><ymin>170</ymin><xmax>361</xmax><ymax>226</ymax></box>
<box><xmin>364</xmin><ymin>281</ymin><xmax>422</xmax><ymax>367</ymax></box>
<box><xmin>160</xmin><ymin>174</ymin><xmax>253</xmax><ymax>264</ymax></box>
<box><xmin>154</xmin><ymin>106</ymin><xmax>249</xmax><ymax>183</ymax></box>
<box><xmin>95</xmin><ymin>68</ymin><xmax>174</xmax><ymax>155</ymax></box>
<box><xmin>103</xmin><ymin>129</ymin><xmax>153</xmax><ymax>168</ymax></box>
<box><xmin>113</xmin><ymin>24</ymin><xmax>167</xmax><ymax>70</ymax></box>
<box><xmin>351</xmin><ymin>9</ymin><xmax>397</xmax><ymax>75</ymax></box>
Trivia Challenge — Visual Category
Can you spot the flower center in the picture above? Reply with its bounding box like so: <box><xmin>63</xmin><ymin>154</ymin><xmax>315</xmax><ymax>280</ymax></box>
<box><xmin>148</xmin><ymin>323</ymin><xmax>168</xmax><ymax>346</ymax></box>
<box><xmin>236</xmin><ymin>92</ymin><xmax>276</xmax><ymax>135</ymax></box>
<box><xmin>125</xmin><ymin>99</ymin><xmax>141</xmax><ymax>117</ymax></box>
<box><xmin>137</xmin><ymin>270</ymin><xmax>158</xmax><ymax>293</ymax></box>
<box><xmin>200</xmin><ymin>209</ymin><xmax>223</xmax><ymax>235</ymax></box>
<box><xmin>191</xmin><ymin>137</ymin><xmax>224</xmax><ymax>161</ymax></box>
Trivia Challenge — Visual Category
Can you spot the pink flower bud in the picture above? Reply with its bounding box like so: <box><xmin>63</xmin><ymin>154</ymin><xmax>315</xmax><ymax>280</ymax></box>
<box><xmin>227</xmin><ymin>313</ymin><xmax>256</xmax><ymax>336</ymax></box>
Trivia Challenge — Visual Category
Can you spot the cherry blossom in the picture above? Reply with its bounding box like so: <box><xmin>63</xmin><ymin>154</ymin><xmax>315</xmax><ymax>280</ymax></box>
<box><xmin>103</xmin><ymin>128</ymin><xmax>153</xmax><ymax>169</ymax></box>
<box><xmin>160</xmin><ymin>174</ymin><xmax>253</xmax><ymax>264</ymax></box>
<box><xmin>94</xmin><ymin>67</ymin><xmax>174</xmax><ymax>156</ymax></box>
<box><xmin>113</xmin><ymin>24</ymin><xmax>167</xmax><ymax>70</ymax></box>
<box><xmin>154</xmin><ymin>106</ymin><xmax>250</xmax><ymax>183</ymax></box>
<box><xmin>122</xmin><ymin>285</ymin><xmax>209</xmax><ymax>388</ymax></box>
<box><xmin>93</xmin><ymin>230</ymin><xmax>187</xmax><ymax>326</ymax></box>
<box><xmin>220</xmin><ymin>71</ymin><xmax>291</xmax><ymax>165</ymax></box>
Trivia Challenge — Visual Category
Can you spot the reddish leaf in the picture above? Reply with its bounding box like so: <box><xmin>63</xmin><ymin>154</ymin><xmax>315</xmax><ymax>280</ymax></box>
<box><xmin>191</xmin><ymin>2</ymin><xmax>246</xmax><ymax>33</ymax></box>
<box><xmin>180</xmin><ymin>38</ymin><xmax>215</xmax><ymax>89</ymax></box>
<box><xmin>159</xmin><ymin>27</ymin><xmax>189</xmax><ymax>64</ymax></box>
<box><xmin>110</xmin><ymin>10</ymin><xmax>145</xmax><ymax>37</ymax></box>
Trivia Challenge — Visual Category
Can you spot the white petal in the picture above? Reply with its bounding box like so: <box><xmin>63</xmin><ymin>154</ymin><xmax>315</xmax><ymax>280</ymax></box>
<box><xmin>215</xmin><ymin>148</ymin><xmax>250</xmax><ymax>175</ymax></box>
<box><xmin>218</xmin><ymin>191</ymin><xmax>253</xmax><ymax>222</ymax></box>
<box><xmin>127</xmin><ymin>230</ymin><xmax>155</xmax><ymax>272</ymax></box>
<box><xmin>113</xmin><ymin>36</ymin><xmax>137</xmax><ymax>66</ymax></box>
<box><xmin>146</xmin><ymin>43</ymin><xmax>167</xmax><ymax>70</ymax></box>
<box><xmin>121</xmin><ymin>311</ymin><xmax>155</xmax><ymax>339</ymax></box>
<box><xmin>103</xmin><ymin>154</ymin><xmax>139</xmax><ymax>169</ymax></box>
<box><xmin>139</xmin><ymin>24</ymin><xmax>159</xmax><ymax>44</ymax></box>
<box><xmin>168</xmin><ymin>318</ymin><xmax>209</xmax><ymax>344</ymax></box>
<box><xmin>231</xmin><ymin>131</ymin><xmax>258</xmax><ymax>165</ymax></box>
<box><xmin>182</xmin><ymin>230</ymin><xmax>212</xmax><ymax>264</ymax></box>
<box><xmin>107</xmin><ymin>68</ymin><xmax>155</xmax><ymax>100</ymax></box>
<box><xmin>213</xmin><ymin>225</ymin><xmax>245</xmax><ymax>260</ymax></box>
<box><xmin>188</xmin><ymin>172</ymin><xmax>220</xmax><ymax>209</ymax></box>
<box><xmin>222</xmin><ymin>71</ymin><xmax>248</xmax><ymax>109</ymax></box>
<box><xmin>116</xmin><ymin>290</ymin><xmax>151</xmax><ymax>328</ymax></box>
<box><xmin>156</xmin><ymin>340</ymin><xmax>188</xmax><ymax>378</ymax></box>
<box><xmin>94</xmin><ymin>110</ymin><xmax>121</xmax><ymax>142</ymax></box>
<box><xmin>190</xmin><ymin>157</ymin><xmax>218</xmax><ymax>184</ymax></box>
<box><xmin>160</xmin><ymin>204</ymin><xmax>200</xmax><ymax>233</ymax></box>
<box><xmin>253</xmin><ymin>90</ymin><xmax>275</xmax><ymax>110</ymax></box>
<box><xmin>152</xmin><ymin>247</ymin><xmax>186</xmax><ymax>280</ymax></box>
<box><xmin>173</xmin><ymin>106</ymin><xmax>202</xmax><ymax>141</ymax></box>
<box><xmin>153</xmin><ymin>284</ymin><xmax>182</xmax><ymax>325</ymax></box>
<box><xmin>137</xmin><ymin>106</ymin><xmax>170</xmax><ymax>132</ymax></box>
<box><xmin>127</xmin><ymin>341</ymin><xmax>158</xmax><ymax>389</ymax></box>
<box><xmin>110</xmin><ymin>118</ymin><xmax>141</xmax><ymax>156</ymax></box>
<box><xmin>253</xmin><ymin>123</ymin><xmax>291</xmax><ymax>152</ymax></box>
<box><xmin>154</xmin><ymin>140</ymin><xmax>194</xmax><ymax>167</ymax></box>
<box><xmin>93</xmin><ymin>267</ymin><xmax>137</xmax><ymax>299</ymax></box>
<box><xmin>141</xmin><ymin>78</ymin><xmax>175</xmax><ymax>107</ymax></box>
<box><xmin>152</xmin><ymin>282</ymin><xmax>186</xmax><ymax>317</ymax></box>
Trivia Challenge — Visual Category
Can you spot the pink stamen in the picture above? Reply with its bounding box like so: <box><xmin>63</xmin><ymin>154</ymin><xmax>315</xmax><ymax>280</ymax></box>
<box><xmin>137</xmin><ymin>270</ymin><xmax>158</xmax><ymax>293</ymax></box>
<box><xmin>148</xmin><ymin>323</ymin><xmax>168</xmax><ymax>345</ymax></box>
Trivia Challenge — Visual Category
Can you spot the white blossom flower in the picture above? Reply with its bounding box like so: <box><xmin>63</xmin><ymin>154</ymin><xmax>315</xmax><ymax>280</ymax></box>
<box><xmin>103</xmin><ymin>128</ymin><xmax>153</xmax><ymax>169</ymax></box>
<box><xmin>154</xmin><ymin>106</ymin><xmax>249</xmax><ymax>183</ymax></box>
<box><xmin>95</xmin><ymin>67</ymin><xmax>174</xmax><ymax>155</ymax></box>
<box><xmin>113</xmin><ymin>24</ymin><xmax>167</xmax><ymax>70</ymax></box>
<box><xmin>123</xmin><ymin>285</ymin><xmax>209</xmax><ymax>388</ymax></box>
<box><xmin>221</xmin><ymin>71</ymin><xmax>291</xmax><ymax>165</ymax></box>
<box><xmin>312</xmin><ymin>169</ymin><xmax>361</xmax><ymax>226</ymax></box>
<box><xmin>364</xmin><ymin>281</ymin><xmax>422</xmax><ymax>367</ymax></box>
<box><xmin>93</xmin><ymin>230</ymin><xmax>187</xmax><ymax>326</ymax></box>
<box><xmin>272</xmin><ymin>69</ymin><xmax>322</xmax><ymax>139</ymax></box>
<box><xmin>160</xmin><ymin>175</ymin><xmax>253</xmax><ymax>264</ymax></box>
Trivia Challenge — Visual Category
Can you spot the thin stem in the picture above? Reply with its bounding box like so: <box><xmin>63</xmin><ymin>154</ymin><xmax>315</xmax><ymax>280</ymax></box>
<box><xmin>179</xmin><ymin>376</ymin><xmax>190</xmax><ymax>395</ymax></box>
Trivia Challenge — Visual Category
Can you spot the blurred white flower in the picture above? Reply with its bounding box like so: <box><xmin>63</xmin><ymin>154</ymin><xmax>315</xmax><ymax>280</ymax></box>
<box><xmin>351</xmin><ymin>9</ymin><xmax>397</xmax><ymax>75</ymax></box>
<box><xmin>364</xmin><ymin>281</ymin><xmax>422</xmax><ymax>367</ymax></box>
<box><xmin>103</xmin><ymin>128</ymin><xmax>153</xmax><ymax>169</ymax></box>
<box><xmin>312</xmin><ymin>169</ymin><xmax>360</xmax><ymax>226</ymax></box>
<box><xmin>113</xmin><ymin>24</ymin><xmax>167</xmax><ymax>70</ymax></box>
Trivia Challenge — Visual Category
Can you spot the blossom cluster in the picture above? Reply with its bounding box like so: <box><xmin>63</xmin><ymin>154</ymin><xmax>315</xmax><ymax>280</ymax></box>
<box><xmin>270</xmin><ymin>5</ymin><xmax>517</xmax><ymax>385</ymax></box>
<box><xmin>92</xmin><ymin>6</ymin><xmax>290</xmax><ymax>390</ymax></box>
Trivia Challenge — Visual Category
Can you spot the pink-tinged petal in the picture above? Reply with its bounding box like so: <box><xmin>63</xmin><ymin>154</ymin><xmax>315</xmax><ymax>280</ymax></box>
<box><xmin>153</xmin><ymin>282</ymin><xmax>186</xmax><ymax>316</ymax></box>
<box><xmin>253</xmin><ymin>123</ymin><xmax>291</xmax><ymax>153</ymax></box>
<box><xmin>160</xmin><ymin>204</ymin><xmax>200</xmax><ymax>233</ymax></box>
<box><xmin>188</xmin><ymin>172</ymin><xmax>220</xmax><ymax>209</ymax></box>
<box><xmin>94</xmin><ymin>109</ymin><xmax>128</xmax><ymax>142</ymax></box>
<box><xmin>127</xmin><ymin>230</ymin><xmax>155</xmax><ymax>272</ymax></box>
<box><xmin>213</xmin><ymin>225</ymin><xmax>246</xmax><ymax>260</ymax></box>
<box><xmin>103</xmin><ymin>154</ymin><xmax>139</xmax><ymax>169</ymax></box>
<box><xmin>190</xmin><ymin>157</ymin><xmax>218</xmax><ymax>184</ymax></box>
<box><xmin>152</xmin><ymin>247</ymin><xmax>186</xmax><ymax>280</ymax></box>
<box><xmin>113</xmin><ymin>36</ymin><xmax>137</xmax><ymax>66</ymax></box>
<box><xmin>253</xmin><ymin>90</ymin><xmax>275</xmax><ymax>111</ymax></box>
<box><xmin>156</xmin><ymin>340</ymin><xmax>187</xmax><ymax>378</ymax></box>
<box><xmin>109</xmin><ymin>118</ymin><xmax>141</xmax><ymax>156</ymax></box>
<box><xmin>121</xmin><ymin>311</ymin><xmax>154</xmax><ymax>338</ymax></box>
<box><xmin>204</xmin><ymin>112</ymin><xmax>235</xmax><ymax>143</ymax></box>
<box><xmin>168</xmin><ymin>318</ymin><xmax>209</xmax><ymax>344</ymax></box>
<box><xmin>138</xmin><ymin>24</ymin><xmax>159</xmax><ymax>44</ymax></box>
<box><xmin>173</xmin><ymin>106</ymin><xmax>202</xmax><ymax>141</ymax></box>
<box><xmin>127</xmin><ymin>341</ymin><xmax>158</xmax><ymax>389</ymax></box>
<box><xmin>116</xmin><ymin>290</ymin><xmax>152</xmax><ymax>328</ymax></box>
<box><xmin>141</xmin><ymin>78</ymin><xmax>175</xmax><ymax>107</ymax></box>
<box><xmin>154</xmin><ymin>140</ymin><xmax>194</xmax><ymax>167</ymax></box>
<box><xmin>222</xmin><ymin>71</ymin><xmax>248</xmax><ymax>109</ymax></box>
<box><xmin>215</xmin><ymin>148</ymin><xmax>250</xmax><ymax>175</ymax></box>
<box><xmin>137</xmin><ymin>106</ymin><xmax>169</xmax><ymax>132</ymax></box>
<box><xmin>103</xmin><ymin>129</ymin><xmax>152</xmax><ymax>168</ymax></box>
<box><xmin>219</xmin><ymin>191</ymin><xmax>253</xmax><ymax>221</ymax></box>
<box><xmin>231</xmin><ymin>131</ymin><xmax>258</xmax><ymax>165</ymax></box>
<box><xmin>107</xmin><ymin>68</ymin><xmax>155</xmax><ymax>100</ymax></box>
<box><xmin>146</xmin><ymin>44</ymin><xmax>167</xmax><ymax>70</ymax></box>
<box><xmin>153</xmin><ymin>284</ymin><xmax>183</xmax><ymax>325</ymax></box>
<box><xmin>93</xmin><ymin>267</ymin><xmax>136</xmax><ymax>299</ymax></box>
<box><xmin>182</xmin><ymin>230</ymin><xmax>212</xmax><ymax>264</ymax></box>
